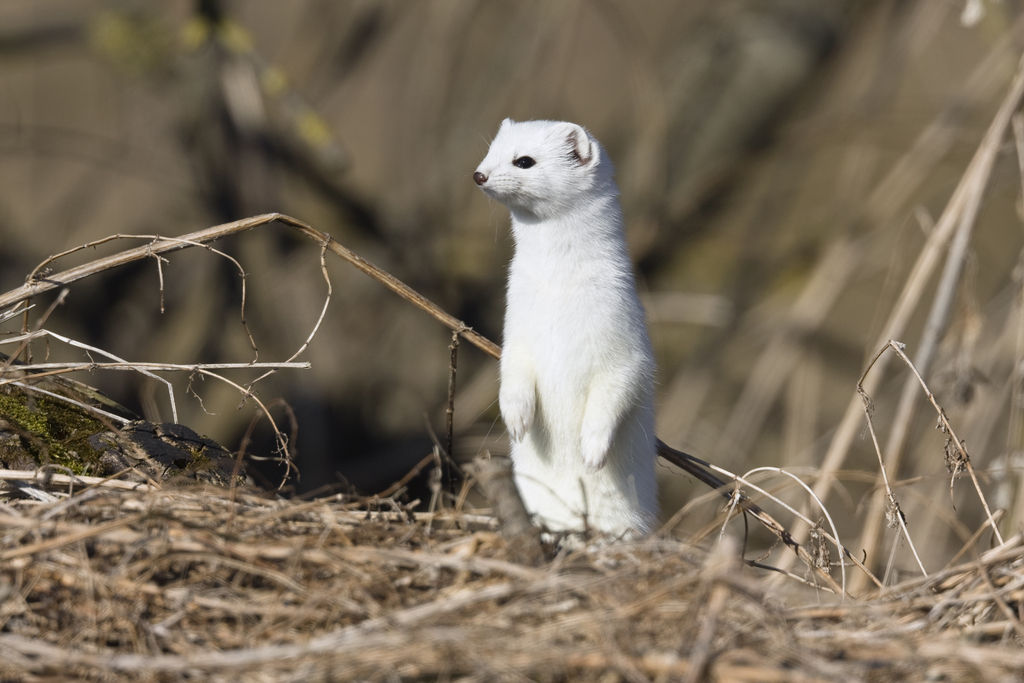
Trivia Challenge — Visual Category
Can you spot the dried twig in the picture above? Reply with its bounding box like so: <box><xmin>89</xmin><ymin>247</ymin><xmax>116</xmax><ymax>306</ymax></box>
<box><xmin>445</xmin><ymin>330</ymin><xmax>459</xmax><ymax>468</ymax></box>
<box><xmin>1</xmin><ymin>360</ymin><xmax>308</xmax><ymax>377</ymax></box>
<box><xmin>0</xmin><ymin>213</ymin><xmax>502</xmax><ymax>360</ymax></box>
<box><xmin>0</xmin><ymin>468</ymin><xmax>159</xmax><ymax>493</ymax></box>
<box><xmin>4</xmin><ymin>288</ymin><xmax>68</xmax><ymax>370</ymax></box>
<box><xmin>25</xmin><ymin>233</ymin><xmax>260</xmax><ymax>358</ymax></box>
<box><xmin>855</xmin><ymin>358</ymin><xmax>928</xmax><ymax>577</ymax></box>
<box><xmin>656</xmin><ymin>441</ymin><xmax>863</xmax><ymax>594</ymax></box>
<box><xmin>871</xmin><ymin>340</ymin><xmax>1003</xmax><ymax>545</ymax></box>
<box><xmin>247</xmin><ymin>243</ymin><xmax>333</xmax><ymax>389</ymax></box>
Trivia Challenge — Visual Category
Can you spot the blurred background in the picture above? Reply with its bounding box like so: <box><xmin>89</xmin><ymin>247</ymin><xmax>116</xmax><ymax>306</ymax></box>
<box><xmin>2</xmin><ymin>0</ymin><xmax>1024</xmax><ymax>585</ymax></box>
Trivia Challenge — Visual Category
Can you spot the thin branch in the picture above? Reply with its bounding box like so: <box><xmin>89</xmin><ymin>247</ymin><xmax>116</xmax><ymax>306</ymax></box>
<box><xmin>0</xmin><ymin>213</ymin><xmax>502</xmax><ymax>360</ymax></box>
<box><xmin>0</xmin><ymin>468</ymin><xmax>158</xmax><ymax>492</ymax></box>
<box><xmin>2</xmin><ymin>328</ymin><xmax>180</xmax><ymax>422</ymax></box>
<box><xmin>248</xmin><ymin>243</ymin><xmax>333</xmax><ymax>388</ymax></box>
<box><xmin>0</xmin><ymin>361</ymin><xmax>309</xmax><ymax>377</ymax></box>
<box><xmin>656</xmin><ymin>440</ymin><xmax>865</xmax><ymax>594</ymax></box>
<box><xmin>855</xmin><ymin>348</ymin><xmax>928</xmax><ymax>577</ymax></box>
<box><xmin>5</xmin><ymin>288</ymin><xmax>68</xmax><ymax>369</ymax></box>
<box><xmin>741</xmin><ymin>465</ymin><xmax>849</xmax><ymax>596</ymax></box>
<box><xmin>0</xmin><ymin>301</ymin><xmax>31</xmax><ymax>324</ymax></box>
<box><xmin>445</xmin><ymin>330</ymin><xmax>459</xmax><ymax>472</ymax></box>
<box><xmin>26</xmin><ymin>233</ymin><xmax>260</xmax><ymax>359</ymax></box>
<box><xmin>880</xmin><ymin>340</ymin><xmax>1004</xmax><ymax>545</ymax></box>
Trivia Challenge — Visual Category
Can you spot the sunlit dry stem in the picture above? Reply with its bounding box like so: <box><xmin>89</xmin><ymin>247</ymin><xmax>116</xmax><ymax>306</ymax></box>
<box><xmin>0</xmin><ymin>301</ymin><xmax>29</xmax><ymax>324</ymax></box>
<box><xmin>0</xmin><ymin>361</ymin><xmax>308</xmax><ymax>376</ymax></box>
<box><xmin>445</xmin><ymin>330</ymin><xmax>460</xmax><ymax>474</ymax></box>
<box><xmin>659</xmin><ymin>442</ymin><xmax>864</xmax><ymax>593</ymax></box>
<box><xmin>8</xmin><ymin>288</ymin><xmax>68</xmax><ymax>368</ymax></box>
<box><xmin>24</xmin><ymin>233</ymin><xmax>261</xmax><ymax>360</ymax></box>
<box><xmin>0</xmin><ymin>468</ymin><xmax>157</xmax><ymax>492</ymax></box>
<box><xmin>248</xmin><ymin>243</ymin><xmax>333</xmax><ymax>388</ymax></box>
<box><xmin>854</xmin><ymin>380</ymin><xmax>928</xmax><ymax>578</ymax></box>
<box><xmin>154</xmin><ymin>249</ymin><xmax>167</xmax><ymax>314</ymax></box>
<box><xmin>0</xmin><ymin>214</ymin><xmax>502</xmax><ymax>360</ymax></box>
<box><xmin>860</xmin><ymin>340</ymin><xmax>1004</xmax><ymax>546</ymax></box>
<box><xmin>741</xmin><ymin>465</ymin><xmax>849</xmax><ymax>595</ymax></box>
<box><xmin>1</xmin><ymin>328</ymin><xmax>180</xmax><ymax>422</ymax></box>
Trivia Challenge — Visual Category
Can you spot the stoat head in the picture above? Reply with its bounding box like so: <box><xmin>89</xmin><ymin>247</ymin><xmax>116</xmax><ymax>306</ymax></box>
<box><xmin>473</xmin><ymin>118</ymin><xmax>615</xmax><ymax>221</ymax></box>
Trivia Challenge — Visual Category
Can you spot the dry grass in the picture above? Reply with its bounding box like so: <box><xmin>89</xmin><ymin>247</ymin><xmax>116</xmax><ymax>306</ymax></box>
<box><xmin>0</xmin><ymin>477</ymin><xmax>1022</xmax><ymax>681</ymax></box>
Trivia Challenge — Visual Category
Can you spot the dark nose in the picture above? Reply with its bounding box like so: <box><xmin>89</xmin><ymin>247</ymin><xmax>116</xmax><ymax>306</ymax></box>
<box><xmin>473</xmin><ymin>171</ymin><xmax>487</xmax><ymax>186</ymax></box>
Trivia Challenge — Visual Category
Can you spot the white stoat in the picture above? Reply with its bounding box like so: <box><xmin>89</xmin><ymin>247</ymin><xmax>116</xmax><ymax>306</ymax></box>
<box><xmin>473</xmin><ymin>118</ymin><xmax>658</xmax><ymax>537</ymax></box>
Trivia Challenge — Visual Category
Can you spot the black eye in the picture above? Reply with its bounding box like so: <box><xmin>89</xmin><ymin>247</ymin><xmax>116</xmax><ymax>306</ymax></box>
<box><xmin>513</xmin><ymin>156</ymin><xmax>536</xmax><ymax>169</ymax></box>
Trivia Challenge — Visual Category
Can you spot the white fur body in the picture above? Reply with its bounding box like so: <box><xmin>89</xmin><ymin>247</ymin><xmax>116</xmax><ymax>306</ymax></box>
<box><xmin>474</xmin><ymin>119</ymin><xmax>657</xmax><ymax>537</ymax></box>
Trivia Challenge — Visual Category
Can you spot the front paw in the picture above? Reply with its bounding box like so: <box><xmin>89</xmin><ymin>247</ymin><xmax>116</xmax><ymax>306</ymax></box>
<box><xmin>580</xmin><ymin>427</ymin><xmax>611</xmax><ymax>471</ymax></box>
<box><xmin>500</xmin><ymin>385</ymin><xmax>535</xmax><ymax>442</ymax></box>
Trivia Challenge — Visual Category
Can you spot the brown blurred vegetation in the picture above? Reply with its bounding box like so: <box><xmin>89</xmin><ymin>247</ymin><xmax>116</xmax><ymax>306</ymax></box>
<box><xmin>3</xmin><ymin>0</ymin><xmax>1024</xmax><ymax>583</ymax></box>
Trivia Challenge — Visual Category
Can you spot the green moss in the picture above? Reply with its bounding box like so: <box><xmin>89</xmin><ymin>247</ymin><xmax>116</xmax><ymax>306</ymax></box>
<box><xmin>0</xmin><ymin>386</ymin><xmax>107</xmax><ymax>475</ymax></box>
<box><xmin>184</xmin><ymin>448</ymin><xmax>211</xmax><ymax>470</ymax></box>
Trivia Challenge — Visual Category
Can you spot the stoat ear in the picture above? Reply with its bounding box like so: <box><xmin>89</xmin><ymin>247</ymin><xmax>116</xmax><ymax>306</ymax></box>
<box><xmin>564</xmin><ymin>123</ymin><xmax>596</xmax><ymax>167</ymax></box>
<box><xmin>499</xmin><ymin>117</ymin><xmax>515</xmax><ymax>130</ymax></box>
